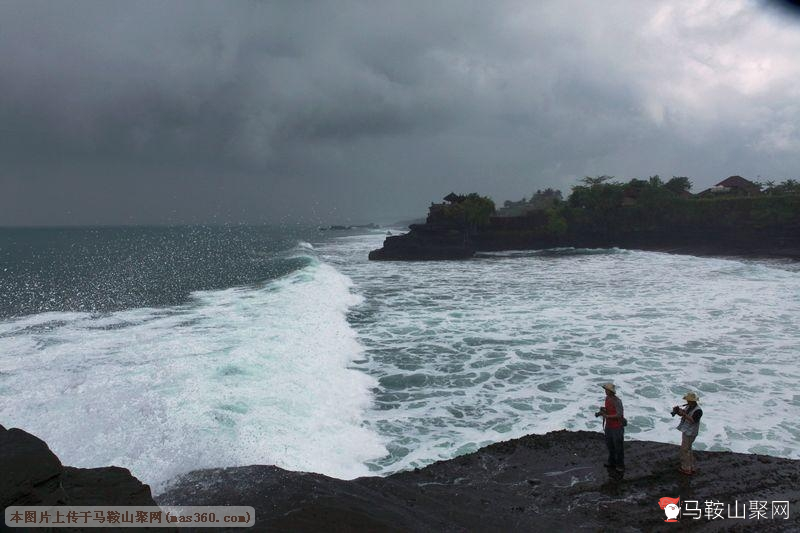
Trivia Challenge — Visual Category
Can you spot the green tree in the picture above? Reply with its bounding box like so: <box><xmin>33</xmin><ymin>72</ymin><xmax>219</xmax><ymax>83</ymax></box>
<box><xmin>440</xmin><ymin>193</ymin><xmax>495</xmax><ymax>233</ymax></box>
<box><xmin>461</xmin><ymin>193</ymin><xmax>496</xmax><ymax>229</ymax></box>
<box><xmin>545</xmin><ymin>208</ymin><xmax>567</xmax><ymax>236</ymax></box>
<box><xmin>567</xmin><ymin>178</ymin><xmax>625</xmax><ymax>240</ymax></box>
<box><xmin>580</xmin><ymin>175</ymin><xmax>613</xmax><ymax>187</ymax></box>
<box><xmin>774</xmin><ymin>179</ymin><xmax>800</xmax><ymax>195</ymax></box>
<box><xmin>568</xmin><ymin>181</ymin><xmax>624</xmax><ymax>211</ymax></box>
<box><xmin>664</xmin><ymin>176</ymin><xmax>692</xmax><ymax>195</ymax></box>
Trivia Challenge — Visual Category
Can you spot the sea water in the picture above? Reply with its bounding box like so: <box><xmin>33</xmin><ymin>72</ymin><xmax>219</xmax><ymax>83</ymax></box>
<box><xmin>319</xmin><ymin>234</ymin><xmax>800</xmax><ymax>472</ymax></box>
<box><xmin>0</xmin><ymin>227</ymin><xmax>798</xmax><ymax>492</ymax></box>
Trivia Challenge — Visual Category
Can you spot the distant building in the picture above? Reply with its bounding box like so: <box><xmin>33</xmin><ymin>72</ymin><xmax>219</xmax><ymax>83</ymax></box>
<box><xmin>496</xmin><ymin>188</ymin><xmax>562</xmax><ymax>217</ymax></box>
<box><xmin>699</xmin><ymin>176</ymin><xmax>761</xmax><ymax>197</ymax></box>
<box><xmin>443</xmin><ymin>192</ymin><xmax>466</xmax><ymax>204</ymax></box>
<box><xmin>428</xmin><ymin>193</ymin><xmax>466</xmax><ymax>224</ymax></box>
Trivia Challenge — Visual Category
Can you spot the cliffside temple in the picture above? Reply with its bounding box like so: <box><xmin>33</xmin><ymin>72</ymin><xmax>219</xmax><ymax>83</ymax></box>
<box><xmin>370</xmin><ymin>177</ymin><xmax>800</xmax><ymax>261</ymax></box>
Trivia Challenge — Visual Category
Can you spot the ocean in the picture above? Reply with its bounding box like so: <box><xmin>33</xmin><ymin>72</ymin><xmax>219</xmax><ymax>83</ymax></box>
<box><xmin>1</xmin><ymin>226</ymin><xmax>798</xmax><ymax>493</ymax></box>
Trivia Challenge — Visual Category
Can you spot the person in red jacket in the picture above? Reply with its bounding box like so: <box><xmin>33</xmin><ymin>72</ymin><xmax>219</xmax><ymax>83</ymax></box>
<box><xmin>599</xmin><ymin>382</ymin><xmax>625</xmax><ymax>472</ymax></box>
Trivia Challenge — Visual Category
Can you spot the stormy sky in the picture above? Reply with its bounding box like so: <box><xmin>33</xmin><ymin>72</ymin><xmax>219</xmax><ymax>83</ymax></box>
<box><xmin>2</xmin><ymin>1</ymin><xmax>800</xmax><ymax>226</ymax></box>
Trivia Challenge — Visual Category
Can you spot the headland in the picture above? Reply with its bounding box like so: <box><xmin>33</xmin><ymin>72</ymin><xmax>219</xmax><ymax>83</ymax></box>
<box><xmin>370</xmin><ymin>177</ymin><xmax>800</xmax><ymax>261</ymax></box>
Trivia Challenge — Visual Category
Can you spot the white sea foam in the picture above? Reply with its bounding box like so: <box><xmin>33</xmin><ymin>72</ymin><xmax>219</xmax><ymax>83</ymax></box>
<box><xmin>0</xmin><ymin>258</ymin><xmax>386</xmax><ymax>492</ymax></box>
<box><xmin>318</xmin><ymin>234</ymin><xmax>800</xmax><ymax>473</ymax></box>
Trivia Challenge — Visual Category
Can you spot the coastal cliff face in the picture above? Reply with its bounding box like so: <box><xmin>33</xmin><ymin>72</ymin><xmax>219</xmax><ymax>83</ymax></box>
<box><xmin>369</xmin><ymin>224</ymin><xmax>800</xmax><ymax>261</ymax></box>
<box><xmin>370</xmin><ymin>195</ymin><xmax>800</xmax><ymax>260</ymax></box>
<box><xmin>159</xmin><ymin>430</ymin><xmax>800</xmax><ymax>532</ymax></box>
<box><xmin>368</xmin><ymin>224</ymin><xmax>475</xmax><ymax>260</ymax></box>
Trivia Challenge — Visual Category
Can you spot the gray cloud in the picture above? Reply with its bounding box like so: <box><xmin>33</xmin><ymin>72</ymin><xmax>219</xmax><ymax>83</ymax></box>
<box><xmin>2</xmin><ymin>0</ymin><xmax>800</xmax><ymax>225</ymax></box>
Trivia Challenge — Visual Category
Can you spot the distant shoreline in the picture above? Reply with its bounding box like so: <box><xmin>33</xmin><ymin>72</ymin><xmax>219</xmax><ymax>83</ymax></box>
<box><xmin>370</xmin><ymin>192</ymin><xmax>800</xmax><ymax>261</ymax></box>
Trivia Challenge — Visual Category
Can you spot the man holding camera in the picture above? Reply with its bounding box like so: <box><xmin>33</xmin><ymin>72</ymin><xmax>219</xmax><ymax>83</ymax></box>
<box><xmin>597</xmin><ymin>383</ymin><xmax>625</xmax><ymax>472</ymax></box>
<box><xmin>673</xmin><ymin>392</ymin><xmax>702</xmax><ymax>475</ymax></box>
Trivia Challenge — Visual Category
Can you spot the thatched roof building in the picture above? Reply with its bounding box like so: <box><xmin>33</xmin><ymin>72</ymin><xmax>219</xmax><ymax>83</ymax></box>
<box><xmin>699</xmin><ymin>176</ymin><xmax>761</xmax><ymax>197</ymax></box>
<box><xmin>443</xmin><ymin>192</ymin><xmax>466</xmax><ymax>204</ymax></box>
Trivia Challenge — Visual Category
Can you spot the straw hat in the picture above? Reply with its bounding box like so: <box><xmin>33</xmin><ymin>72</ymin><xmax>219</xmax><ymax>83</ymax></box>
<box><xmin>683</xmin><ymin>392</ymin><xmax>699</xmax><ymax>402</ymax></box>
<box><xmin>601</xmin><ymin>383</ymin><xmax>616</xmax><ymax>393</ymax></box>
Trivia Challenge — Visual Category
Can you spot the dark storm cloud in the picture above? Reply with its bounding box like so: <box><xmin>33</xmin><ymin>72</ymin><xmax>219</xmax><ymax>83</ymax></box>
<box><xmin>2</xmin><ymin>0</ymin><xmax>800</xmax><ymax>225</ymax></box>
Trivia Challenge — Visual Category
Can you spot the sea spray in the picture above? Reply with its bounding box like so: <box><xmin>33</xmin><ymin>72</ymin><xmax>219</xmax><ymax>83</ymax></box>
<box><xmin>0</xmin><ymin>257</ymin><xmax>386</xmax><ymax>492</ymax></box>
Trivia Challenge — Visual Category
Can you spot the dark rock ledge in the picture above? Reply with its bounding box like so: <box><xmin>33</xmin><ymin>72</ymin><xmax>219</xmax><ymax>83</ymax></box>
<box><xmin>4</xmin><ymin>424</ymin><xmax>799</xmax><ymax>532</ymax></box>
<box><xmin>368</xmin><ymin>227</ymin><xmax>800</xmax><ymax>262</ymax></box>
<box><xmin>159</xmin><ymin>430</ymin><xmax>800</xmax><ymax>532</ymax></box>
<box><xmin>0</xmin><ymin>423</ymin><xmax>163</xmax><ymax>531</ymax></box>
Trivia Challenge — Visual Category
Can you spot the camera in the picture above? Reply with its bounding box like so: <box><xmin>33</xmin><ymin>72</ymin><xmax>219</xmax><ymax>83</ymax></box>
<box><xmin>595</xmin><ymin>407</ymin><xmax>607</xmax><ymax>418</ymax></box>
<box><xmin>671</xmin><ymin>405</ymin><xmax>684</xmax><ymax>417</ymax></box>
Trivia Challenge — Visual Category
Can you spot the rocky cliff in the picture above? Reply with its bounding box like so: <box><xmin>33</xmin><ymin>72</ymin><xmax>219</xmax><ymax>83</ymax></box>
<box><xmin>370</xmin><ymin>195</ymin><xmax>800</xmax><ymax>261</ymax></box>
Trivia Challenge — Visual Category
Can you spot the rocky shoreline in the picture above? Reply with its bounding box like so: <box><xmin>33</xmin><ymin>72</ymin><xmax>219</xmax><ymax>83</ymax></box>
<box><xmin>5</xmin><ymin>424</ymin><xmax>797</xmax><ymax>531</ymax></box>
<box><xmin>369</xmin><ymin>223</ymin><xmax>800</xmax><ymax>261</ymax></box>
<box><xmin>158</xmin><ymin>430</ymin><xmax>800</xmax><ymax>531</ymax></box>
<box><xmin>370</xmin><ymin>190</ymin><xmax>800</xmax><ymax>261</ymax></box>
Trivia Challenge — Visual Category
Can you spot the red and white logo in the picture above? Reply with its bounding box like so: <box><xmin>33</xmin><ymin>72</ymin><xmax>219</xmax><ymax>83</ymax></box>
<box><xmin>659</xmin><ymin>497</ymin><xmax>681</xmax><ymax>522</ymax></box>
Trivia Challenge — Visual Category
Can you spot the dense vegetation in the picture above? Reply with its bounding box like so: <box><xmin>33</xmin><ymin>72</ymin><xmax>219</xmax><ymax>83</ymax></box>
<box><xmin>758</xmin><ymin>179</ymin><xmax>800</xmax><ymax>196</ymax></box>
<box><xmin>516</xmin><ymin>176</ymin><xmax>800</xmax><ymax>247</ymax></box>
<box><xmin>430</xmin><ymin>177</ymin><xmax>799</xmax><ymax>248</ymax></box>
<box><xmin>374</xmin><ymin>177</ymin><xmax>800</xmax><ymax>260</ymax></box>
<box><xmin>434</xmin><ymin>193</ymin><xmax>496</xmax><ymax>232</ymax></box>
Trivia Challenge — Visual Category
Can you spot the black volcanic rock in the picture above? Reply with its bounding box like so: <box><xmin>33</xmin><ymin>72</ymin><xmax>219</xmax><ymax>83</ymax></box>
<box><xmin>368</xmin><ymin>225</ymin><xmax>474</xmax><ymax>260</ymax></box>
<box><xmin>159</xmin><ymin>430</ymin><xmax>800</xmax><ymax>532</ymax></box>
<box><xmin>61</xmin><ymin>466</ymin><xmax>157</xmax><ymax>507</ymax></box>
<box><xmin>0</xmin><ymin>424</ymin><xmax>157</xmax><ymax>510</ymax></box>
<box><xmin>4</xmin><ymin>423</ymin><xmax>798</xmax><ymax>531</ymax></box>
<box><xmin>0</xmin><ymin>424</ymin><xmax>68</xmax><ymax>508</ymax></box>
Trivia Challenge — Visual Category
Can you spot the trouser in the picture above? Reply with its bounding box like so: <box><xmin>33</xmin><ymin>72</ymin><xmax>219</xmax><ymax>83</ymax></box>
<box><xmin>604</xmin><ymin>427</ymin><xmax>624</xmax><ymax>467</ymax></box>
<box><xmin>680</xmin><ymin>432</ymin><xmax>697</xmax><ymax>471</ymax></box>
